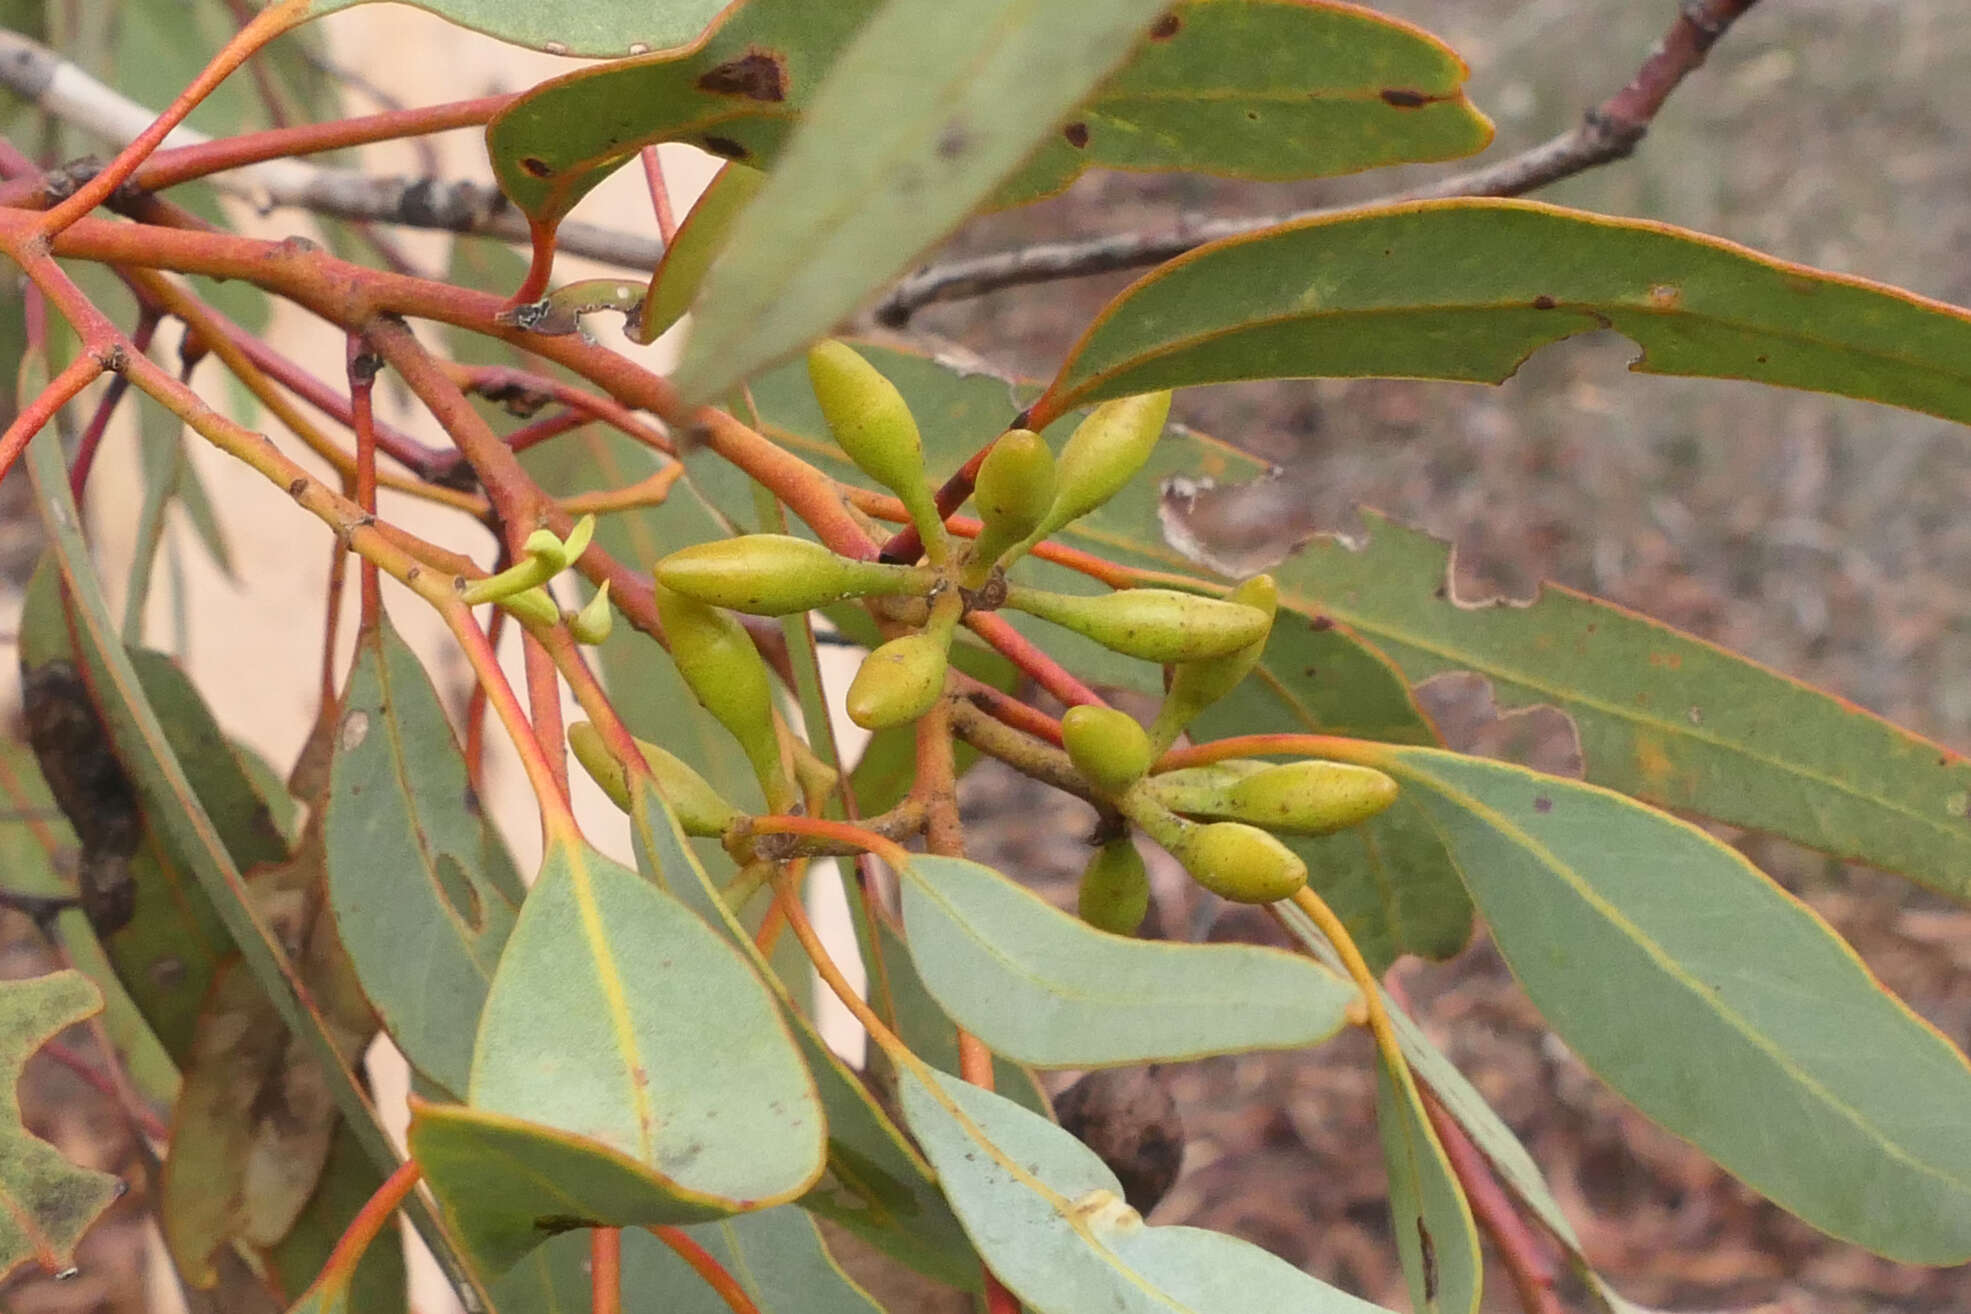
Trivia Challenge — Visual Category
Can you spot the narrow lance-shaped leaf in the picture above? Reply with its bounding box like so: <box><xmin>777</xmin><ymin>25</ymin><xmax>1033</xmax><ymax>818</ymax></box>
<box><xmin>1253</xmin><ymin>509</ymin><xmax>1971</xmax><ymax>902</ymax></box>
<box><xmin>898</xmin><ymin>1066</ymin><xmax>1393</xmax><ymax>1313</ymax></box>
<box><xmin>485</xmin><ymin>0</ymin><xmax>1488</xmax><ymax>233</ymax></box>
<box><xmin>1364</xmin><ymin>743</ymin><xmax>1971</xmax><ymax>1264</ymax></box>
<box><xmin>1034</xmin><ymin>198</ymin><xmax>1971</xmax><ymax>426</ymax></box>
<box><xmin>898</xmin><ymin>853</ymin><xmax>1358</xmax><ymax>1066</ymax></box>
<box><xmin>0</xmin><ymin>972</ymin><xmax>123</xmax><ymax>1281</ymax></box>
<box><xmin>672</xmin><ymin>0</ymin><xmax>1176</xmax><ymax>403</ymax></box>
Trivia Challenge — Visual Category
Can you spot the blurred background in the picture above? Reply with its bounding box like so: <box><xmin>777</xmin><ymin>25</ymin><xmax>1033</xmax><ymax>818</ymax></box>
<box><xmin>5</xmin><ymin>1</ymin><xmax>1971</xmax><ymax>1310</ymax></box>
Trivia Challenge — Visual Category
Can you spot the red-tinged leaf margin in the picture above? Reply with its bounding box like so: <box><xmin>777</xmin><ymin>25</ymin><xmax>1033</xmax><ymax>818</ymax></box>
<box><xmin>1028</xmin><ymin>197</ymin><xmax>1971</xmax><ymax>429</ymax></box>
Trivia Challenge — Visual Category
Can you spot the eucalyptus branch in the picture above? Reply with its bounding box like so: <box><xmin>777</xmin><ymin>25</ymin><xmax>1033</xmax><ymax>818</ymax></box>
<box><xmin>873</xmin><ymin>0</ymin><xmax>1766</xmax><ymax>323</ymax></box>
<box><xmin>0</xmin><ymin>27</ymin><xmax>662</xmax><ymax>269</ymax></box>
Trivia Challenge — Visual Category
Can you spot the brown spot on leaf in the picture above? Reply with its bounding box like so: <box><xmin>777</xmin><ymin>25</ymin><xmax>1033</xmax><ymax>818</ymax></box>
<box><xmin>1380</xmin><ymin>88</ymin><xmax>1430</xmax><ymax>108</ymax></box>
<box><xmin>1149</xmin><ymin>12</ymin><xmax>1181</xmax><ymax>38</ymax></box>
<box><xmin>1648</xmin><ymin>283</ymin><xmax>1682</xmax><ymax>309</ymax></box>
<box><xmin>519</xmin><ymin>156</ymin><xmax>553</xmax><ymax>179</ymax></box>
<box><xmin>1063</xmin><ymin>121</ymin><xmax>1090</xmax><ymax>149</ymax></box>
<box><xmin>695</xmin><ymin>49</ymin><xmax>787</xmax><ymax>102</ymax></box>
<box><xmin>1532</xmin><ymin>294</ymin><xmax>1557</xmax><ymax>310</ymax></box>
<box><xmin>1533</xmin><ymin>795</ymin><xmax>1553</xmax><ymax>813</ymax></box>
<box><xmin>701</xmin><ymin>135</ymin><xmax>749</xmax><ymax>161</ymax></box>
<box><xmin>1309</xmin><ymin>614</ymin><xmax>1335</xmax><ymax>631</ymax></box>
<box><xmin>938</xmin><ymin>124</ymin><xmax>969</xmax><ymax>159</ymax></box>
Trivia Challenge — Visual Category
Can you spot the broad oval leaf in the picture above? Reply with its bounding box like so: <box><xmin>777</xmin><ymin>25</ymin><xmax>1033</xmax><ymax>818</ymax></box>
<box><xmin>671</xmin><ymin>0</ymin><xmax>1175</xmax><ymax>402</ymax></box>
<box><xmin>898</xmin><ymin>1066</ymin><xmax>1391</xmax><ymax>1313</ymax></box>
<box><xmin>325</xmin><ymin>618</ymin><xmax>520</xmax><ymax>1099</ymax></box>
<box><xmin>1376</xmin><ymin>745</ymin><xmax>1971</xmax><ymax>1263</ymax></box>
<box><xmin>461</xmin><ymin>840</ymin><xmax>824</xmax><ymax>1260</ymax></box>
<box><xmin>899</xmin><ymin>853</ymin><xmax>1357</xmax><ymax>1066</ymax></box>
<box><xmin>486</xmin><ymin>0</ymin><xmax>1487</xmax><ymax>232</ymax></box>
<box><xmin>0</xmin><ymin>972</ymin><xmax>122</xmax><ymax>1281</ymax></box>
<box><xmin>1033</xmin><ymin>198</ymin><xmax>1971</xmax><ymax>426</ymax></box>
<box><xmin>304</xmin><ymin>0</ymin><xmax>728</xmax><ymax>58</ymax></box>
<box><xmin>626</xmin><ymin>784</ymin><xmax>987</xmax><ymax>1289</ymax></box>
<box><xmin>1256</xmin><ymin>510</ymin><xmax>1971</xmax><ymax>903</ymax></box>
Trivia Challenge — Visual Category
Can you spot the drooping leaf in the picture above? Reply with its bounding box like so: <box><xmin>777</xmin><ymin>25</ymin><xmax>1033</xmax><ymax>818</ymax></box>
<box><xmin>303</xmin><ymin>0</ymin><xmax>728</xmax><ymax>57</ymax></box>
<box><xmin>486</xmin><ymin>0</ymin><xmax>1487</xmax><ymax>235</ymax></box>
<box><xmin>626</xmin><ymin>785</ymin><xmax>986</xmax><ymax>1289</ymax></box>
<box><xmin>324</xmin><ymin>617</ymin><xmax>520</xmax><ymax>1099</ymax></box>
<box><xmin>161</xmin><ymin>828</ymin><xmax>377</xmax><ymax>1289</ymax></box>
<box><xmin>1033</xmin><ymin>198</ymin><xmax>1971</xmax><ymax>424</ymax></box>
<box><xmin>897</xmin><ymin>1066</ymin><xmax>1391</xmax><ymax>1313</ymax></box>
<box><xmin>1373</xmin><ymin>1056</ymin><xmax>1479</xmax><ymax>1314</ymax></box>
<box><xmin>638</xmin><ymin>162</ymin><xmax>765</xmax><ymax>345</ymax></box>
<box><xmin>0</xmin><ymin>971</ymin><xmax>123</xmax><ymax>1281</ymax></box>
<box><xmin>1262</xmin><ymin>510</ymin><xmax>1971</xmax><ymax>901</ymax></box>
<box><xmin>671</xmin><ymin>0</ymin><xmax>1176</xmax><ymax>402</ymax></box>
<box><xmin>1368</xmin><ymin>744</ymin><xmax>1971</xmax><ymax>1263</ymax></box>
<box><xmin>897</xmin><ymin>853</ymin><xmax>1357</xmax><ymax>1066</ymax></box>
<box><xmin>420</xmin><ymin>838</ymin><xmax>825</xmax><ymax>1274</ymax></box>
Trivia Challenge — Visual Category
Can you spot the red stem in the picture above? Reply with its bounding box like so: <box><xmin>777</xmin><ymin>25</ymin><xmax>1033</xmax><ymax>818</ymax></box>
<box><xmin>591</xmin><ymin>1228</ymin><xmax>623</xmax><ymax>1314</ymax></box>
<box><xmin>320</xmin><ymin>1158</ymin><xmax>422</xmax><ymax>1284</ymax></box>
<box><xmin>748</xmin><ymin>814</ymin><xmax>911</xmax><ymax>869</ymax></box>
<box><xmin>38</xmin><ymin>0</ymin><xmax>310</xmax><ymax>236</ymax></box>
<box><xmin>347</xmin><ymin>334</ymin><xmax>383</xmax><ymax>627</ymax></box>
<box><xmin>881</xmin><ymin>443</ymin><xmax>993</xmax><ymax>563</ymax></box>
<box><xmin>649</xmin><ymin>1228</ymin><xmax>761</xmax><ymax>1314</ymax></box>
<box><xmin>964</xmin><ymin>613</ymin><xmax>1106</xmax><ymax>708</ymax></box>
<box><xmin>2</xmin><ymin>353</ymin><xmax>106</xmax><ymax>485</ymax></box>
<box><xmin>640</xmin><ymin>147</ymin><xmax>679</xmax><ymax>245</ymax></box>
<box><xmin>70</xmin><ymin>308</ymin><xmax>161</xmax><ymax>504</ymax></box>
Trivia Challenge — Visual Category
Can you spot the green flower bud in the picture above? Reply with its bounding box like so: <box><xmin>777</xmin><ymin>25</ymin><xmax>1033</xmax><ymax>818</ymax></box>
<box><xmin>655</xmin><ymin>583</ymin><xmax>782</xmax><ymax>793</ymax></box>
<box><xmin>655</xmin><ymin>534</ymin><xmax>926</xmax><ymax>615</ymax></box>
<box><xmin>1077</xmin><ymin>839</ymin><xmax>1150</xmax><ymax>936</ymax></box>
<box><xmin>846</xmin><ymin>630</ymin><xmax>950</xmax><ymax>730</ymax></box>
<box><xmin>496</xmin><ymin>585</ymin><xmax>561</xmax><ymax>627</ymax></box>
<box><xmin>1034</xmin><ymin>392</ymin><xmax>1171</xmax><ymax>541</ymax></box>
<box><xmin>568</xmin><ymin>581</ymin><xmax>614</xmax><ymax>645</ymax></box>
<box><xmin>1004</xmin><ymin>586</ymin><xmax>1271</xmax><ymax>664</ymax></box>
<box><xmin>967</xmin><ymin>429</ymin><xmax>1055</xmax><ymax>579</ymax></box>
<box><xmin>807</xmin><ymin>340</ymin><xmax>947</xmax><ymax>559</ymax></box>
<box><xmin>568</xmin><ymin>721</ymin><xmax>745</xmax><ymax>837</ymax></box>
<box><xmin>1151</xmin><ymin>759</ymin><xmax>1397</xmax><ymax>835</ymax></box>
<box><xmin>1151</xmin><ymin>574</ymin><xmax>1277</xmax><ymax>749</ymax></box>
<box><xmin>1062</xmin><ymin>705</ymin><xmax>1154</xmax><ymax>795</ymax></box>
<box><xmin>1171</xmin><ymin>820</ymin><xmax>1306</xmax><ymax>904</ymax></box>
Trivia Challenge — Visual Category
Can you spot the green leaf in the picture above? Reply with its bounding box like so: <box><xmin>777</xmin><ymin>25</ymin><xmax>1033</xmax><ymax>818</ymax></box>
<box><xmin>1375</xmin><ymin>745</ymin><xmax>1971</xmax><ymax>1263</ymax></box>
<box><xmin>304</xmin><ymin>0</ymin><xmax>728</xmax><ymax>57</ymax></box>
<box><xmin>435</xmin><ymin>838</ymin><xmax>824</xmax><ymax>1272</ymax></box>
<box><xmin>0</xmin><ymin>972</ymin><xmax>122</xmax><ymax>1282</ymax></box>
<box><xmin>897</xmin><ymin>853</ymin><xmax>1357</xmax><ymax>1066</ymax></box>
<box><xmin>493</xmin><ymin>1210</ymin><xmax>880</xmax><ymax>1313</ymax></box>
<box><xmin>325</xmin><ymin>617</ymin><xmax>520</xmax><ymax>1100</ymax></box>
<box><xmin>670</xmin><ymin>0</ymin><xmax>1175</xmax><ymax>402</ymax></box>
<box><xmin>269</xmin><ymin>1123</ymin><xmax>407</xmax><ymax>1314</ymax></box>
<box><xmin>1263</xmin><ymin>510</ymin><xmax>1971</xmax><ymax>901</ymax></box>
<box><xmin>639</xmin><ymin>162</ymin><xmax>765</xmax><ymax>345</ymax></box>
<box><xmin>897</xmin><ymin>1066</ymin><xmax>1391</xmax><ymax>1313</ymax></box>
<box><xmin>1035</xmin><ymin>198</ymin><xmax>1971</xmax><ymax>424</ymax></box>
<box><xmin>1373</xmin><ymin>1057</ymin><xmax>1478</xmax><ymax>1314</ymax></box>
<box><xmin>626</xmin><ymin>784</ymin><xmax>986</xmax><ymax>1289</ymax></box>
<box><xmin>486</xmin><ymin>0</ymin><xmax>1486</xmax><ymax>235</ymax></box>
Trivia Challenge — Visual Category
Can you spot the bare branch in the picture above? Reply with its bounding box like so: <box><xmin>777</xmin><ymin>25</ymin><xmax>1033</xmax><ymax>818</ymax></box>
<box><xmin>874</xmin><ymin>0</ymin><xmax>1765</xmax><ymax>325</ymax></box>
<box><xmin>0</xmin><ymin>28</ymin><xmax>662</xmax><ymax>271</ymax></box>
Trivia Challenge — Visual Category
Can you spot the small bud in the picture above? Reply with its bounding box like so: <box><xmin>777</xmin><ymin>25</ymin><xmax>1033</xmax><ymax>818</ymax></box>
<box><xmin>568</xmin><ymin>581</ymin><xmax>614</xmax><ymax>644</ymax></box>
<box><xmin>1170</xmin><ymin>821</ymin><xmax>1306</xmax><ymax>904</ymax></box>
<box><xmin>1151</xmin><ymin>574</ymin><xmax>1278</xmax><ymax>749</ymax></box>
<box><xmin>655</xmin><ymin>584</ymin><xmax>783</xmax><ymax>794</ymax></box>
<box><xmin>966</xmin><ymin>429</ymin><xmax>1055</xmax><ymax>579</ymax></box>
<box><xmin>846</xmin><ymin>630</ymin><xmax>950</xmax><ymax>730</ymax></box>
<box><xmin>1034</xmin><ymin>391</ymin><xmax>1171</xmax><ymax>541</ymax></box>
<box><xmin>568</xmin><ymin>721</ymin><xmax>744</xmax><ymax>836</ymax></box>
<box><xmin>1150</xmin><ymin>758</ymin><xmax>1395</xmax><ymax>835</ymax></box>
<box><xmin>497</xmin><ymin>585</ymin><xmax>561</xmax><ymax>627</ymax></box>
<box><xmin>807</xmin><ymin>340</ymin><xmax>947</xmax><ymax>559</ymax></box>
<box><xmin>655</xmin><ymin>534</ymin><xmax>926</xmax><ymax>615</ymax></box>
<box><xmin>1062</xmin><ymin>705</ymin><xmax>1154</xmax><ymax>795</ymax></box>
<box><xmin>1077</xmin><ymin>839</ymin><xmax>1150</xmax><ymax>936</ymax></box>
<box><xmin>1004</xmin><ymin>586</ymin><xmax>1271</xmax><ymax>664</ymax></box>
